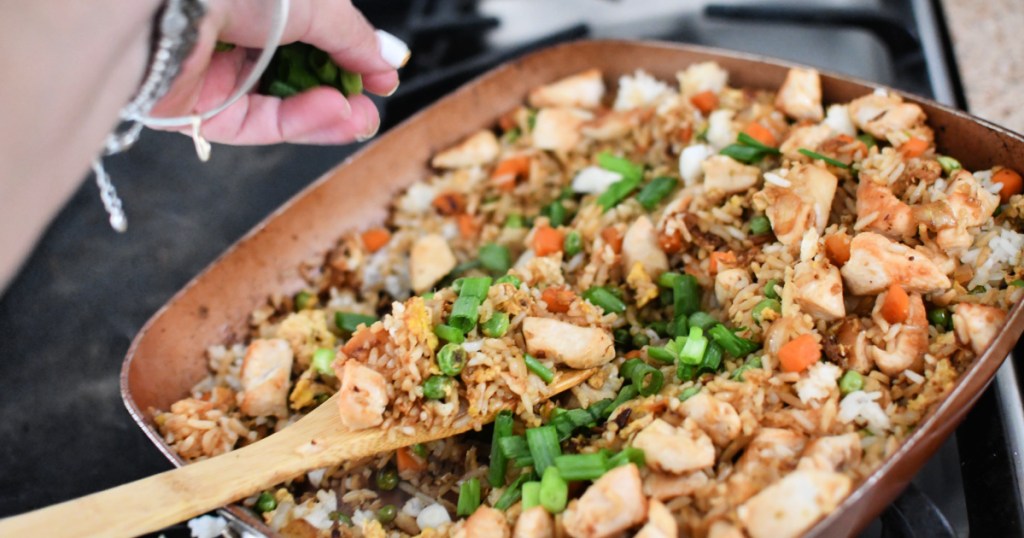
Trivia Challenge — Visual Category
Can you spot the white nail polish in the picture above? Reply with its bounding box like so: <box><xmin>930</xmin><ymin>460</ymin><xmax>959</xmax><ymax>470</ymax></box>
<box><xmin>376</xmin><ymin>30</ymin><xmax>410</xmax><ymax>69</ymax></box>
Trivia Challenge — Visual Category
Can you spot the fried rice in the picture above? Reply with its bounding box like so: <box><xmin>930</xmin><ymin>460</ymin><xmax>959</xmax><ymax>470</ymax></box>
<box><xmin>154</xmin><ymin>63</ymin><xmax>1024</xmax><ymax>538</ymax></box>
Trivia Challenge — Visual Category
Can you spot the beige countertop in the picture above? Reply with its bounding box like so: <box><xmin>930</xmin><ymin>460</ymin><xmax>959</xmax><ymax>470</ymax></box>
<box><xmin>942</xmin><ymin>0</ymin><xmax>1024</xmax><ymax>133</ymax></box>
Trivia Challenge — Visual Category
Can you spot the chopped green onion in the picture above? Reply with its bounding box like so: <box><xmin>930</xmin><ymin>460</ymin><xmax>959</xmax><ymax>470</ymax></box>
<box><xmin>700</xmin><ymin>341</ymin><xmax>724</xmax><ymax>372</ymax></box>
<box><xmin>376</xmin><ymin>504</ymin><xmax>397</xmax><ymax>524</ymax></box>
<box><xmin>632</xmin><ymin>364</ymin><xmax>664</xmax><ymax>396</ymax></box>
<box><xmin>457</xmin><ymin>477</ymin><xmax>481</xmax><ymax>517</ymax></box>
<box><xmin>673</xmin><ymin>274</ymin><xmax>701</xmax><ymax>317</ymax></box>
<box><xmin>937</xmin><ymin>155</ymin><xmax>962</xmax><ymax>175</ymax></box>
<box><xmin>927</xmin><ymin>307</ymin><xmax>952</xmax><ymax>331</ymax></box>
<box><xmin>657</xmin><ymin>271</ymin><xmax>684</xmax><ymax>288</ymax></box>
<box><xmin>336</xmin><ymin>312</ymin><xmax>378</xmax><ymax>333</ymax></box>
<box><xmin>752</xmin><ymin>298</ymin><xmax>782</xmax><ymax>322</ymax></box>
<box><xmin>719</xmin><ymin>143</ymin><xmax>766</xmax><ymax>164</ymax></box>
<box><xmin>448</xmin><ymin>296</ymin><xmax>482</xmax><ymax>333</ymax></box>
<box><xmin>457</xmin><ymin>276</ymin><xmax>493</xmax><ymax>300</ymax></box>
<box><xmin>479</xmin><ymin>244</ymin><xmax>512</xmax><ymax>274</ymax></box>
<box><xmin>423</xmin><ymin>375</ymin><xmax>454</xmax><ymax>400</ymax></box>
<box><xmin>708</xmin><ymin>324</ymin><xmax>761</xmax><ymax>357</ymax></box>
<box><xmin>676</xmin><ymin>362</ymin><xmax>698</xmax><ymax>382</ymax></box>
<box><xmin>563</xmin><ymin>231</ymin><xmax>583</xmax><ymax>257</ymax></box>
<box><xmin>646</xmin><ymin>346</ymin><xmax>675</xmax><ymax>363</ymax></box>
<box><xmin>339</xmin><ymin>69</ymin><xmax>363</xmax><ymax>97</ymax></box>
<box><xmin>505</xmin><ymin>213</ymin><xmax>524</xmax><ymax>228</ymax></box>
<box><xmin>544</xmin><ymin>200</ymin><xmax>568</xmax><ymax>227</ymax></box>
<box><xmin>596</xmin><ymin>177</ymin><xmax>641</xmax><ymax>212</ymax></box>
<box><xmin>267</xmin><ymin>80</ymin><xmax>299</xmax><ymax>98</ymax></box>
<box><xmin>498</xmin><ymin>435</ymin><xmax>533</xmax><ymax>465</ymax></box>
<box><xmin>502</xmin><ymin>127</ymin><xmax>521</xmax><ymax>145</ymax></box>
<box><xmin>597</xmin><ymin>152</ymin><xmax>644</xmax><ymax>182</ymax></box>
<box><xmin>554</xmin><ymin>453</ymin><xmax>608</xmax><ymax>481</ymax></box>
<box><xmin>608</xmin><ymin>384</ymin><xmax>639</xmax><ymax>416</ymax></box>
<box><xmin>839</xmin><ymin>370</ymin><xmax>865</xmax><ymax>395</ymax></box>
<box><xmin>737</xmin><ymin>132</ymin><xmax>782</xmax><ymax>154</ymax></box>
<box><xmin>678</xmin><ymin>385</ymin><xmax>702</xmax><ymax>402</ymax></box>
<box><xmin>422</xmin><ymin>292</ymin><xmax>436</xmax><ymax>300</ymax></box>
<box><xmin>527</xmin><ymin>109</ymin><xmax>538</xmax><ymax>131</ymax></box>
<box><xmin>412</xmin><ymin>443</ymin><xmax>428</xmax><ymax>458</ymax></box>
<box><xmin>437</xmin><ymin>343</ymin><xmax>467</xmax><ymax>376</ymax></box>
<box><xmin>495</xmin><ymin>274</ymin><xmax>522</xmax><ymax>288</ymax></box>
<box><xmin>749</xmin><ymin>214</ymin><xmax>772</xmax><ymax>235</ymax></box>
<box><xmin>583</xmin><ymin>286</ymin><xmax>627</xmax><ymax>314</ymax></box>
<box><xmin>376</xmin><ymin>469</ymin><xmax>398</xmax><ymax>491</ymax></box>
<box><xmin>619</xmin><ymin>358</ymin><xmax>646</xmax><ymax>380</ymax></box>
<box><xmin>330</xmin><ymin>511</ymin><xmax>352</xmax><ymax>525</ymax></box>
<box><xmin>214</xmin><ymin>41</ymin><xmax>236</xmax><ymax>52</ymax></box>
<box><xmin>678</xmin><ymin>326</ymin><xmax>709</xmax><ymax>365</ymax></box>
<box><xmin>970</xmin><ymin>285</ymin><xmax>987</xmax><ymax>295</ymax></box>
<box><xmin>636</xmin><ymin>176</ymin><xmax>678</xmax><ymax>210</ymax></box>
<box><xmin>521</xmin><ymin>481</ymin><xmax>541</xmax><ymax>510</ymax></box>
<box><xmin>764</xmin><ymin>279</ymin><xmax>781</xmax><ymax>300</ymax></box>
<box><xmin>551</xmin><ymin>408</ymin><xmax>596</xmax><ymax>441</ymax></box>
<box><xmin>526</xmin><ymin>425</ymin><xmax>562</xmax><ymax>476</ymax></box>
<box><xmin>539</xmin><ymin>467</ymin><xmax>569</xmax><ymax>513</ymax></box>
<box><xmin>294</xmin><ymin>290</ymin><xmax>314</xmax><ymax>310</ymax></box>
<box><xmin>307</xmin><ymin>48</ymin><xmax>339</xmax><ymax>84</ymax></box>
<box><xmin>607</xmin><ymin>447</ymin><xmax>645</xmax><ymax>469</ymax></box>
<box><xmin>667</xmin><ymin>315</ymin><xmax>690</xmax><ymax>338</ymax></box>
<box><xmin>434</xmin><ymin>323</ymin><xmax>465</xmax><ymax>344</ymax></box>
<box><xmin>730</xmin><ymin>356</ymin><xmax>763</xmax><ymax>381</ymax></box>
<box><xmin>631</xmin><ymin>332</ymin><xmax>650</xmax><ymax>348</ymax></box>
<box><xmin>495</xmin><ymin>473</ymin><xmax>532</xmax><ymax>511</ymax></box>
<box><xmin>648</xmin><ymin>320</ymin><xmax>669</xmax><ymax>336</ymax></box>
<box><xmin>311</xmin><ymin>348</ymin><xmax>336</xmax><ymax>376</ymax></box>
<box><xmin>688</xmin><ymin>311</ymin><xmax>718</xmax><ymax>331</ymax></box>
<box><xmin>524</xmin><ymin>354</ymin><xmax>555</xmax><ymax>384</ymax></box>
<box><xmin>857</xmin><ymin>133</ymin><xmax>877</xmax><ymax>149</ymax></box>
<box><xmin>1012</xmin><ymin>279</ymin><xmax>1024</xmax><ymax>287</ymax></box>
<box><xmin>798</xmin><ymin>148</ymin><xmax>851</xmax><ymax>169</ymax></box>
<box><xmin>482</xmin><ymin>312</ymin><xmax>511</xmax><ymax>338</ymax></box>
<box><xmin>489</xmin><ymin>411</ymin><xmax>514</xmax><ymax>487</ymax></box>
<box><xmin>256</xmin><ymin>491</ymin><xmax>277</xmax><ymax>513</ymax></box>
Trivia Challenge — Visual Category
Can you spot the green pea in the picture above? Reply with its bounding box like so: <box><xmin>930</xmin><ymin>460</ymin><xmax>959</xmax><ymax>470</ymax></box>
<box><xmin>564</xmin><ymin>231</ymin><xmax>583</xmax><ymax>257</ymax></box>
<box><xmin>764</xmin><ymin>279</ymin><xmax>781</xmax><ymax>300</ymax></box>
<box><xmin>423</xmin><ymin>375</ymin><xmax>455</xmax><ymax>400</ymax></box>
<box><xmin>927</xmin><ymin>307</ymin><xmax>952</xmax><ymax>331</ymax></box>
<box><xmin>482</xmin><ymin>312</ymin><xmax>511</xmax><ymax>338</ymax></box>
<box><xmin>752</xmin><ymin>298</ymin><xmax>782</xmax><ymax>322</ymax></box>
<box><xmin>631</xmin><ymin>332</ymin><xmax>650</xmax><ymax>348</ymax></box>
<box><xmin>377</xmin><ymin>504</ymin><xmax>397</xmax><ymax>524</ymax></box>
<box><xmin>256</xmin><ymin>491</ymin><xmax>277</xmax><ymax>513</ymax></box>
<box><xmin>437</xmin><ymin>343</ymin><xmax>467</xmax><ymax>376</ymax></box>
<box><xmin>376</xmin><ymin>469</ymin><xmax>399</xmax><ymax>491</ymax></box>
<box><xmin>505</xmin><ymin>214</ymin><xmax>524</xmax><ymax>228</ymax></box>
<box><xmin>839</xmin><ymin>370</ymin><xmax>864</xmax><ymax>395</ymax></box>
<box><xmin>294</xmin><ymin>290</ymin><xmax>314</xmax><ymax>311</ymax></box>
<box><xmin>330</xmin><ymin>511</ymin><xmax>352</xmax><ymax>525</ymax></box>
<box><xmin>311</xmin><ymin>348</ymin><xmax>336</xmax><ymax>376</ymax></box>
<box><xmin>749</xmin><ymin>214</ymin><xmax>772</xmax><ymax>235</ymax></box>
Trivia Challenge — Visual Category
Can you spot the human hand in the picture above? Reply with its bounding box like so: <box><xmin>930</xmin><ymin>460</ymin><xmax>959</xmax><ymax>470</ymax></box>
<box><xmin>150</xmin><ymin>0</ymin><xmax>408</xmax><ymax>145</ymax></box>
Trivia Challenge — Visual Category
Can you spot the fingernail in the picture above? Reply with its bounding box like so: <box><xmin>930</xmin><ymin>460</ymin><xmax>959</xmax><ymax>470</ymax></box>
<box><xmin>376</xmin><ymin>30</ymin><xmax>410</xmax><ymax>69</ymax></box>
<box><xmin>384</xmin><ymin>80</ymin><xmax>400</xmax><ymax>97</ymax></box>
<box><xmin>356</xmin><ymin>114</ymin><xmax>380</xmax><ymax>143</ymax></box>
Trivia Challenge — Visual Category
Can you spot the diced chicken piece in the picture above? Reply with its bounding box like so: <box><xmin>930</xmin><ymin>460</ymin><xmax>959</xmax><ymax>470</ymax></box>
<box><xmin>679</xmin><ymin>144</ymin><xmax>714</xmax><ymax>186</ymax></box>
<box><xmin>737</xmin><ymin>470</ymin><xmax>852</xmax><ymax>538</ymax></box>
<box><xmin>563</xmin><ymin>464</ymin><xmax>647</xmax><ymax>538</ymax></box>
<box><xmin>840</xmin><ymin>232</ymin><xmax>950</xmax><ymax>295</ymax></box>
<box><xmin>572</xmin><ymin>166</ymin><xmax>623</xmax><ymax>194</ymax></box>
<box><xmin>848</xmin><ymin>92</ymin><xmax>926</xmax><ymax>140</ymax></box>
<box><xmin>635</xmin><ymin>500</ymin><xmax>677</xmax><ymax>538</ymax></box>
<box><xmin>708</xmin><ymin>521</ymin><xmax>745</xmax><ymax>538</ymax></box>
<box><xmin>775</xmin><ymin>68</ymin><xmax>824</xmax><ymax>121</ymax></box>
<box><xmin>462</xmin><ymin>506</ymin><xmax>510</xmax><ymax>538</ymax></box>
<box><xmin>736</xmin><ymin>428</ymin><xmax>806</xmax><ymax>474</ymax></box>
<box><xmin>798</xmin><ymin>433</ymin><xmax>863</xmax><ymax>472</ymax></box>
<box><xmin>792</xmin><ymin>259</ymin><xmax>845</xmax><ymax>321</ymax></box>
<box><xmin>857</xmin><ymin>178</ymin><xmax>917</xmax><ymax>240</ymax></box>
<box><xmin>680</xmin><ymin>392</ymin><xmax>741</xmax><ymax>446</ymax></box>
<box><xmin>715</xmin><ymin>267</ymin><xmax>751</xmax><ymax>306</ymax></box>
<box><xmin>239</xmin><ymin>339</ymin><xmax>294</xmax><ymax>418</ymax></box>
<box><xmin>581</xmin><ymin>109</ymin><xmax>645</xmax><ymax>140</ymax></box>
<box><xmin>528</xmin><ymin>69</ymin><xmax>605</xmax><ymax>109</ymax></box>
<box><xmin>935</xmin><ymin>170</ymin><xmax>1001</xmax><ymax>252</ymax></box>
<box><xmin>409</xmin><ymin>234</ymin><xmax>457</xmax><ymax>293</ymax></box>
<box><xmin>531</xmin><ymin>108</ymin><xmax>592</xmax><ymax>152</ymax></box>
<box><xmin>614</xmin><ymin>70</ymin><xmax>673</xmax><ymax>110</ymax></box>
<box><xmin>824</xmin><ymin>104</ymin><xmax>857</xmax><ymax>137</ymax></box>
<box><xmin>868</xmin><ymin>292</ymin><xmax>928</xmax><ymax>376</ymax></box>
<box><xmin>522</xmin><ymin>317</ymin><xmax>615</xmax><ymax>369</ymax></box>
<box><xmin>702</xmin><ymin>155</ymin><xmax>761</xmax><ymax>195</ymax></box>
<box><xmin>513</xmin><ymin>507</ymin><xmax>552</xmax><ymax>538</ymax></box>
<box><xmin>834</xmin><ymin>317</ymin><xmax>872</xmax><ymax>373</ymax></box>
<box><xmin>706</xmin><ymin>109</ymin><xmax>736</xmax><ymax>149</ymax></box>
<box><xmin>623</xmin><ymin>216</ymin><xmax>669</xmax><ymax>278</ymax></box>
<box><xmin>334</xmin><ymin>360</ymin><xmax>389</xmax><ymax>430</ymax></box>
<box><xmin>644</xmin><ymin>470</ymin><xmax>708</xmax><ymax>501</ymax></box>
<box><xmin>779</xmin><ymin>124</ymin><xmax>832</xmax><ymax>161</ymax></box>
<box><xmin>632</xmin><ymin>418</ymin><xmax>715</xmax><ymax>474</ymax></box>
<box><xmin>431</xmin><ymin>130</ymin><xmax>500</xmax><ymax>169</ymax></box>
<box><xmin>757</xmin><ymin>164</ymin><xmax>838</xmax><ymax>250</ymax></box>
<box><xmin>677</xmin><ymin>61</ymin><xmax>729</xmax><ymax>96</ymax></box>
<box><xmin>953</xmin><ymin>303</ymin><xmax>1007</xmax><ymax>355</ymax></box>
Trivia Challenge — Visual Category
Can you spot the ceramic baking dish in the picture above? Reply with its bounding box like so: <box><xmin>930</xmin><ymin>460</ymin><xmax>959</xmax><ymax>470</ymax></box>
<box><xmin>120</xmin><ymin>39</ymin><xmax>1024</xmax><ymax>536</ymax></box>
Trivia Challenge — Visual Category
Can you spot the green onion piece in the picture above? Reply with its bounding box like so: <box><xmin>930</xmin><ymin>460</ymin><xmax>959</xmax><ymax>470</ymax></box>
<box><xmin>336</xmin><ymin>312</ymin><xmax>378</xmax><ymax>333</ymax></box>
<box><xmin>554</xmin><ymin>453</ymin><xmax>608</xmax><ymax>481</ymax></box>
<box><xmin>479</xmin><ymin>244</ymin><xmax>512</xmax><ymax>274</ymax></box>
<box><xmin>330</xmin><ymin>511</ymin><xmax>352</xmax><ymax>525</ymax></box>
<box><xmin>700</xmin><ymin>341</ymin><xmax>724</xmax><ymax>372</ymax></box>
<box><xmin>719</xmin><ymin>144</ymin><xmax>766</xmax><ymax>164</ymax></box>
<box><xmin>294</xmin><ymin>290</ymin><xmax>314</xmax><ymax>311</ymax></box>
<box><xmin>422</xmin><ymin>292</ymin><xmax>436</xmax><ymax>300</ymax></box>
<box><xmin>927</xmin><ymin>307</ymin><xmax>953</xmax><ymax>331</ymax></box>
<box><xmin>563</xmin><ymin>231</ymin><xmax>583</xmax><ymax>257</ymax></box>
<box><xmin>551</xmin><ymin>408</ymin><xmax>596</xmax><ymax>441</ymax></box>
<box><xmin>708</xmin><ymin>324</ymin><xmax>761</xmax><ymax>357</ymax></box>
<box><xmin>524</xmin><ymin>354</ymin><xmax>555</xmax><ymax>384</ymax></box>
<box><xmin>1012</xmin><ymin>279</ymin><xmax>1024</xmax><ymax>287</ymax></box>
<box><xmin>495</xmin><ymin>274</ymin><xmax>523</xmax><ymax>288</ymax></box>
<box><xmin>608</xmin><ymin>384</ymin><xmax>639</xmax><ymax>417</ymax></box>
<box><xmin>495</xmin><ymin>473</ymin><xmax>531</xmax><ymax>511</ymax></box>
<box><xmin>582</xmin><ymin>286</ymin><xmax>627</xmax><ymax>314</ymax></box>
<box><xmin>539</xmin><ymin>467</ymin><xmax>569</xmax><ymax>513</ymax></box>
<box><xmin>737</xmin><ymin>132</ymin><xmax>782</xmax><ymax>154</ymax></box>
<box><xmin>448</xmin><ymin>296</ymin><xmax>482</xmax><ymax>333</ymax></box>
<box><xmin>526</xmin><ymin>425</ymin><xmax>562</xmax><ymax>476</ymax></box>
<box><xmin>376</xmin><ymin>504</ymin><xmax>397</xmax><ymax>524</ymax></box>
<box><xmin>632</xmin><ymin>364</ymin><xmax>664</xmax><ymax>396</ymax></box>
<box><xmin>749</xmin><ymin>214</ymin><xmax>772</xmax><ymax>235</ymax></box>
<box><xmin>752</xmin><ymin>298</ymin><xmax>782</xmax><ymax>322</ymax></box>
<box><xmin>256</xmin><ymin>491</ymin><xmax>277</xmax><ymax>513</ymax></box>
<box><xmin>798</xmin><ymin>148</ymin><xmax>851</xmax><ymax>169</ymax></box>
<box><xmin>764</xmin><ymin>279</ymin><xmax>781</xmax><ymax>300</ymax></box>
<box><xmin>481</xmin><ymin>312</ymin><xmax>511</xmax><ymax>338</ymax></box>
<box><xmin>434</xmin><ymin>323</ymin><xmax>465</xmax><ymax>344</ymax></box>
<box><xmin>339</xmin><ymin>69</ymin><xmax>363</xmax><ymax>97</ymax></box>
<box><xmin>970</xmin><ymin>285</ymin><xmax>987</xmax><ymax>295</ymax></box>
<box><xmin>857</xmin><ymin>133</ymin><xmax>877</xmax><ymax>149</ymax></box>
<box><xmin>527</xmin><ymin>109</ymin><xmax>538</xmax><ymax>131</ymax></box>
<box><xmin>679</xmin><ymin>326</ymin><xmax>708</xmax><ymax>365</ymax></box>
<box><xmin>673</xmin><ymin>274</ymin><xmax>701</xmax><ymax>317</ymax></box>
<box><xmin>437</xmin><ymin>343</ymin><xmax>467</xmax><ymax>376</ymax></box>
<box><xmin>631</xmin><ymin>332</ymin><xmax>650</xmax><ymax>348</ymax></box>
<box><xmin>648</xmin><ymin>320</ymin><xmax>669</xmax><ymax>337</ymax></box>
<box><xmin>498</xmin><ymin>435</ymin><xmax>533</xmax><ymax>464</ymax></box>
<box><xmin>502</xmin><ymin>128</ymin><xmax>521</xmax><ymax>144</ymax></box>
<box><xmin>307</xmin><ymin>48</ymin><xmax>339</xmax><ymax>84</ymax></box>
<box><xmin>521</xmin><ymin>481</ymin><xmax>541</xmax><ymax>510</ymax></box>
<box><xmin>458</xmin><ymin>276</ymin><xmax>493</xmax><ymax>300</ymax></box>
<box><xmin>730</xmin><ymin>356</ymin><xmax>763</xmax><ymax>381</ymax></box>
<box><xmin>607</xmin><ymin>447</ymin><xmax>645</xmax><ymax>469</ymax></box>
<box><xmin>311</xmin><ymin>348</ymin><xmax>336</xmax><ymax>376</ymax></box>
<box><xmin>657</xmin><ymin>271</ymin><xmax>684</xmax><ymax>288</ymax></box>
<box><xmin>937</xmin><ymin>155</ymin><xmax>962</xmax><ymax>175</ymax></box>
<box><xmin>646</xmin><ymin>346</ymin><xmax>675</xmax><ymax>364</ymax></box>
<box><xmin>676</xmin><ymin>362</ymin><xmax>698</xmax><ymax>382</ymax></box>
<box><xmin>505</xmin><ymin>213</ymin><xmax>524</xmax><ymax>228</ymax></box>
<box><xmin>636</xmin><ymin>176</ymin><xmax>678</xmax><ymax>210</ymax></box>
<box><xmin>688</xmin><ymin>311</ymin><xmax>718</xmax><ymax>331</ymax></box>
<box><xmin>268</xmin><ymin>80</ymin><xmax>299</xmax><ymax>98</ymax></box>
<box><xmin>620</xmin><ymin>358</ymin><xmax>646</xmax><ymax>381</ymax></box>
<box><xmin>376</xmin><ymin>469</ymin><xmax>398</xmax><ymax>491</ymax></box>
<box><xmin>544</xmin><ymin>200</ymin><xmax>568</xmax><ymax>227</ymax></box>
<box><xmin>586</xmin><ymin>399</ymin><xmax>613</xmax><ymax>422</ymax></box>
<box><xmin>678</xmin><ymin>385</ymin><xmax>702</xmax><ymax>402</ymax></box>
<box><xmin>286</xmin><ymin>58</ymin><xmax>320</xmax><ymax>91</ymax></box>
<box><xmin>456</xmin><ymin>477</ymin><xmax>481</xmax><ymax>517</ymax></box>
<box><xmin>447</xmin><ymin>260</ymin><xmax>483</xmax><ymax>284</ymax></box>
<box><xmin>488</xmin><ymin>411</ymin><xmax>514</xmax><ymax>487</ymax></box>
<box><xmin>839</xmin><ymin>370</ymin><xmax>865</xmax><ymax>395</ymax></box>
<box><xmin>596</xmin><ymin>177</ymin><xmax>641</xmax><ymax>212</ymax></box>
<box><xmin>412</xmin><ymin>443</ymin><xmax>428</xmax><ymax>458</ymax></box>
<box><xmin>597</xmin><ymin>152</ymin><xmax>644</xmax><ymax>182</ymax></box>
<box><xmin>423</xmin><ymin>375</ymin><xmax>454</xmax><ymax>400</ymax></box>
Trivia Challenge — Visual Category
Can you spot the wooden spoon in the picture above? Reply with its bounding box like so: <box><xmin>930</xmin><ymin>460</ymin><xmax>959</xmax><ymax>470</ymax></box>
<box><xmin>0</xmin><ymin>368</ymin><xmax>593</xmax><ymax>538</ymax></box>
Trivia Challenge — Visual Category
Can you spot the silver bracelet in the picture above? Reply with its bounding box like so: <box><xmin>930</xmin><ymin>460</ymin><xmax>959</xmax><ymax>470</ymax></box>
<box><xmin>94</xmin><ymin>0</ymin><xmax>290</xmax><ymax>232</ymax></box>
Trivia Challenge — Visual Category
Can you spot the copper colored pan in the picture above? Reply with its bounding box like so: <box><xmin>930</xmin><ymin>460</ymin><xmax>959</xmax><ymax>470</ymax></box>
<box><xmin>120</xmin><ymin>40</ymin><xmax>1024</xmax><ymax>536</ymax></box>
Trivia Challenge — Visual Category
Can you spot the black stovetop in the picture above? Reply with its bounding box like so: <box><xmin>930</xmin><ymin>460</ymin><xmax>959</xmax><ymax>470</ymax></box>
<box><xmin>1</xmin><ymin>1</ymin><xmax>1022</xmax><ymax>536</ymax></box>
